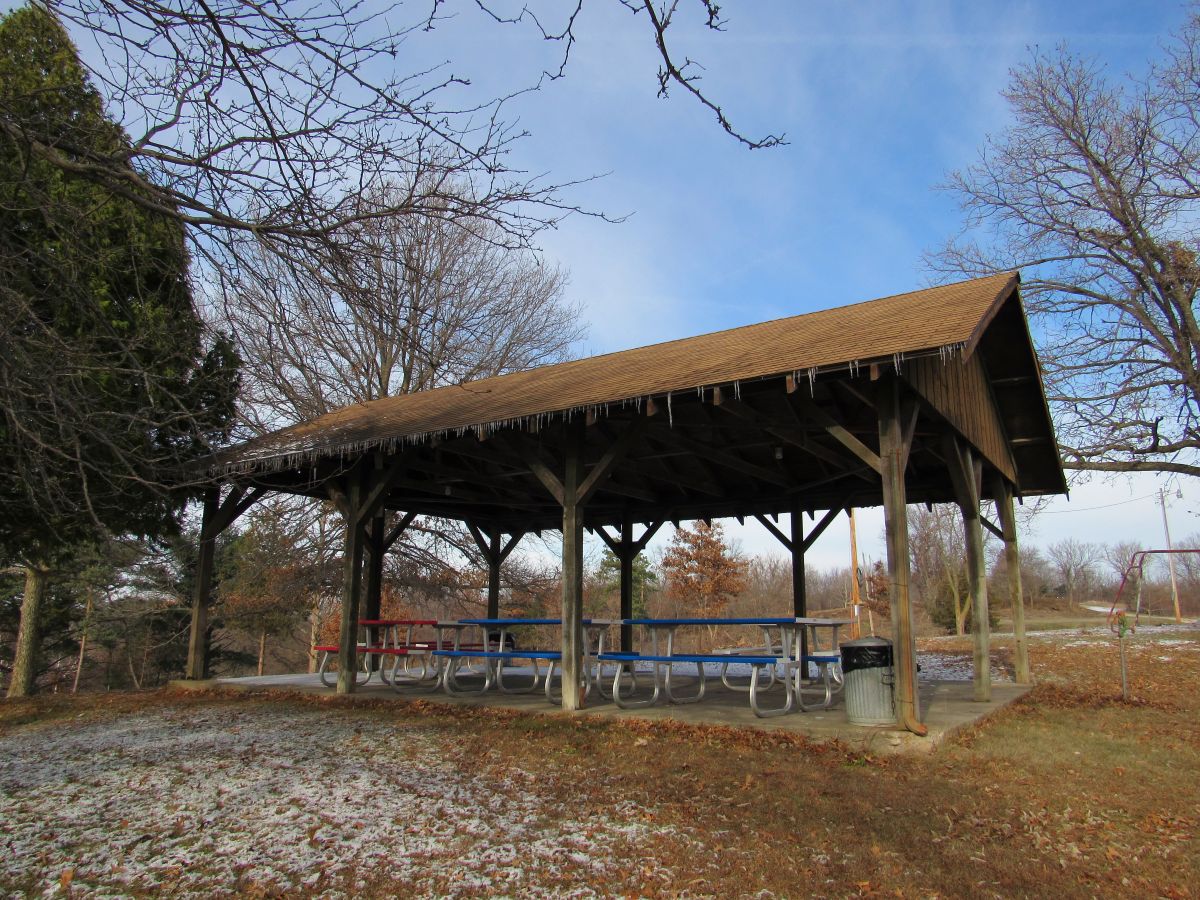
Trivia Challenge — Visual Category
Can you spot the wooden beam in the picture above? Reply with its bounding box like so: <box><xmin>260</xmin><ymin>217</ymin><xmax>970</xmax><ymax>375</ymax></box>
<box><xmin>712</xmin><ymin>394</ymin><xmax>872</xmax><ymax>482</ymax></box>
<box><xmin>797</xmin><ymin>394</ymin><xmax>882</xmax><ymax>475</ymax></box>
<box><xmin>209</xmin><ymin>486</ymin><xmax>265</xmax><ymax>537</ymax></box>
<box><xmin>209</xmin><ymin>485</ymin><xmax>246</xmax><ymax>533</ymax></box>
<box><xmin>337</xmin><ymin>471</ymin><xmax>366</xmax><ymax>694</ymax></box>
<box><xmin>754</xmin><ymin>513</ymin><xmax>793</xmax><ymax>552</ymax></box>
<box><xmin>944</xmin><ymin>434</ymin><xmax>991</xmax><ymax>703</ymax></box>
<box><xmin>878</xmin><ymin>378</ymin><xmax>926</xmax><ymax>735</ymax></box>
<box><xmin>980</xmin><ymin>515</ymin><xmax>1004</xmax><ymax>541</ymax></box>
<box><xmin>389</xmin><ymin>476</ymin><xmax>543</xmax><ymax>508</ymax></box>
<box><xmin>325</xmin><ymin>481</ymin><xmax>348</xmax><ymax>516</ymax></box>
<box><xmin>630</xmin><ymin>447</ymin><xmax>726</xmax><ymax>497</ymax></box>
<box><xmin>203</xmin><ymin>484</ymin><xmax>265</xmax><ymax>541</ymax></box>
<box><xmin>498</xmin><ymin>532</ymin><xmax>524</xmax><ymax>564</ymax></box>
<box><xmin>187</xmin><ymin>483</ymin><xmax>264</xmax><ymax>680</ymax></box>
<box><xmin>485</xmin><ymin>524</ymin><xmax>503</xmax><ymax>618</ymax></box>
<box><xmin>383</xmin><ymin>511</ymin><xmax>418</xmax><ymax>552</ymax></box>
<box><xmin>652</xmin><ymin>429</ymin><xmax>791</xmax><ymax>487</ymax></box>
<box><xmin>632</xmin><ymin>520</ymin><xmax>664</xmax><ymax>553</ymax></box>
<box><xmin>595</xmin><ymin>525</ymin><xmax>622</xmax><ymax>555</ymax></box>
<box><xmin>991</xmin><ymin>375</ymin><xmax>1036</xmax><ymax>387</ymax></box>
<box><xmin>594</xmin><ymin>479</ymin><xmax>659</xmax><ymax>503</ymax></box>
<box><xmin>403</xmin><ymin>454</ymin><xmax>553</xmax><ymax>503</ymax></box>
<box><xmin>899</xmin><ymin>397</ymin><xmax>920</xmax><ymax>473</ymax></box>
<box><xmin>801</xmin><ymin>504</ymin><xmax>848</xmax><ymax>553</ymax></box>
<box><xmin>577</xmin><ymin>418</ymin><xmax>646</xmax><ymax>505</ymax></box>
<box><xmin>993</xmin><ymin>476</ymin><xmax>1032</xmax><ymax>685</ymax></box>
<box><xmin>364</xmin><ymin>513</ymin><xmax>386</xmax><ymax>624</ymax></box>
<box><xmin>790</xmin><ymin>497</ymin><xmax>806</xmax><ymax>619</ymax></box>
<box><xmin>465</xmin><ymin>521</ymin><xmax>490</xmax><ymax>557</ymax></box>
<box><xmin>943</xmin><ymin>433</ymin><xmax>977</xmax><ymax>509</ymax></box>
<box><xmin>617</xmin><ymin>513</ymin><xmax>635</xmax><ymax>652</ymax></box>
<box><xmin>356</xmin><ymin>457</ymin><xmax>408</xmax><ymax>527</ymax></box>
<box><xmin>523</xmin><ymin>451</ymin><xmax>565</xmax><ymax>505</ymax></box>
<box><xmin>560</xmin><ymin>426</ymin><xmax>586</xmax><ymax>711</ymax></box>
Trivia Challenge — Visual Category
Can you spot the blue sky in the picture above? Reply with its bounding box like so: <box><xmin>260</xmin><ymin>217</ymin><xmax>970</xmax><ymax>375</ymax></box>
<box><xmin>441</xmin><ymin>1</ymin><xmax>1199</xmax><ymax>568</ymax></box>
<box><xmin>16</xmin><ymin>0</ymin><xmax>1199</xmax><ymax>571</ymax></box>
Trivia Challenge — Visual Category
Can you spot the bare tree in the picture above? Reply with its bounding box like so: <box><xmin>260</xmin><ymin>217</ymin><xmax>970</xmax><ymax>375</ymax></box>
<box><xmin>1103</xmin><ymin>541</ymin><xmax>1144</xmax><ymax>582</ymax></box>
<box><xmin>1047</xmin><ymin>538</ymin><xmax>1100</xmax><ymax>609</ymax></box>
<box><xmin>10</xmin><ymin>0</ymin><xmax>780</xmax><ymax>258</ymax></box>
<box><xmin>931</xmin><ymin>6</ymin><xmax>1200</xmax><ymax>479</ymax></box>
<box><xmin>221</xmin><ymin>181</ymin><xmax>584</xmax><ymax>639</ymax></box>
<box><xmin>225</xmin><ymin>182</ymin><xmax>581</xmax><ymax>431</ymax></box>
<box><xmin>909</xmin><ymin>505</ymin><xmax>970</xmax><ymax>635</ymax></box>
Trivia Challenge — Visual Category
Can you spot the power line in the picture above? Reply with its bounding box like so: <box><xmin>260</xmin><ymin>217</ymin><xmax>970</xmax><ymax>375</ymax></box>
<box><xmin>1038</xmin><ymin>492</ymin><xmax>1159</xmax><ymax>514</ymax></box>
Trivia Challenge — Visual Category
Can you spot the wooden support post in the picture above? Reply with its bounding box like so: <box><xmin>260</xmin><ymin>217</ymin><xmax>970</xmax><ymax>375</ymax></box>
<box><xmin>361</xmin><ymin>512</ymin><xmax>385</xmax><ymax>674</ymax></box>
<box><xmin>185</xmin><ymin>490</ymin><xmax>220</xmax><ymax>680</ymax></box>
<box><xmin>561</xmin><ymin>429</ymin><xmax>586</xmax><ymax>710</ymax></box>
<box><xmin>790</xmin><ymin>497</ymin><xmax>806</xmax><ymax>618</ymax></box>
<box><xmin>337</xmin><ymin>472</ymin><xmax>366</xmax><ymax>694</ymax></box>
<box><xmin>790</xmin><ymin>496</ymin><xmax>809</xmax><ymax>664</ymax></box>
<box><xmin>617</xmin><ymin>513</ymin><xmax>634</xmax><ymax>652</ymax></box>
<box><xmin>486</xmin><ymin>524</ymin><xmax>502</xmax><ymax>619</ymax></box>
<box><xmin>185</xmin><ymin>485</ymin><xmax>265</xmax><ymax>679</ymax></box>
<box><xmin>994</xmin><ymin>476</ymin><xmax>1031</xmax><ymax>685</ymax></box>
<box><xmin>365</xmin><ymin>512</ymin><xmax>385</xmax><ymax>623</ymax></box>
<box><xmin>877</xmin><ymin>380</ymin><xmax>926</xmax><ymax>735</ymax></box>
<box><xmin>965</xmin><ymin>485</ymin><xmax>991</xmax><ymax>702</ymax></box>
<box><xmin>600</xmin><ymin>517</ymin><xmax>662</xmax><ymax>653</ymax></box>
<box><xmin>946</xmin><ymin>436</ymin><xmax>991</xmax><ymax>702</ymax></box>
<box><xmin>467</xmin><ymin>523</ymin><xmax>523</xmax><ymax>619</ymax></box>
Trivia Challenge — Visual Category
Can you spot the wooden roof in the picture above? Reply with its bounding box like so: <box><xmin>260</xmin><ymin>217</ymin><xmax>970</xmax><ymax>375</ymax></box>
<box><xmin>216</xmin><ymin>272</ymin><xmax>1065</xmax><ymax>527</ymax></box>
<box><xmin>230</xmin><ymin>273</ymin><xmax>1018</xmax><ymax>461</ymax></box>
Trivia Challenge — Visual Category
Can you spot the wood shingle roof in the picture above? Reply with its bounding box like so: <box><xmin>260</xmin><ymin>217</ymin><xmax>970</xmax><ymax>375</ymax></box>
<box><xmin>228</xmin><ymin>272</ymin><xmax>1026</xmax><ymax>469</ymax></box>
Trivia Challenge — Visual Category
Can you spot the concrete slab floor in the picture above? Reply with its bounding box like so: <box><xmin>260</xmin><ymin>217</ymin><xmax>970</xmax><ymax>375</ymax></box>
<box><xmin>171</xmin><ymin>672</ymin><xmax>1031</xmax><ymax>756</ymax></box>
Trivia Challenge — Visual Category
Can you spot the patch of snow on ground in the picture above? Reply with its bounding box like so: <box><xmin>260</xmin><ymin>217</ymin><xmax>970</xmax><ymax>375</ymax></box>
<box><xmin>915</xmin><ymin>652</ymin><xmax>1006</xmax><ymax>682</ymax></box>
<box><xmin>0</xmin><ymin>705</ymin><xmax>675</xmax><ymax>896</ymax></box>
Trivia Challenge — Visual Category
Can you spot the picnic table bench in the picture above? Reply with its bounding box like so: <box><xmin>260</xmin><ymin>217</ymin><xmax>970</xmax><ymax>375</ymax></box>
<box><xmin>433</xmin><ymin>618</ymin><xmax>618</xmax><ymax>700</ymax></box>
<box><xmin>314</xmin><ymin>619</ymin><xmax>478</xmax><ymax>689</ymax></box>
<box><xmin>598</xmin><ymin>650</ymin><xmax>795</xmax><ymax>716</ymax></box>
<box><xmin>605</xmin><ymin>617</ymin><xmax>850</xmax><ymax>717</ymax></box>
<box><xmin>313</xmin><ymin>615</ymin><xmax>848</xmax><ymax>715</ymax></box>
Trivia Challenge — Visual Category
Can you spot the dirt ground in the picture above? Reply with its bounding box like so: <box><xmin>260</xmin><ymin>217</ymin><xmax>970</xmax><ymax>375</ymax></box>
<box><xmin>2</xmin><ymin>624</ymin><xmax>1198</xmax><ymax>898</ymax></box>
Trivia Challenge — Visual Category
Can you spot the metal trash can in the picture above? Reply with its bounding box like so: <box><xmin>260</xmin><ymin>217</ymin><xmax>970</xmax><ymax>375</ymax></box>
<box><xmin>842</xmin><ymin>637</ymin><xmax>895</xmax><ymax>726</ymax></box>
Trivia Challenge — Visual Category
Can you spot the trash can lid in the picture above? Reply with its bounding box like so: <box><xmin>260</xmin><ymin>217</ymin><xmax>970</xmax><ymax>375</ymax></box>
<box><xmin>841</xmin><ymin>636</ymin><xmax>892</xmax><ymax>648</ymax></box>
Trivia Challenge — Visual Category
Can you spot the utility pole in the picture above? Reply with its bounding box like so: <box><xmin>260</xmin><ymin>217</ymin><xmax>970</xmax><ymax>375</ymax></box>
<box><xmin>1159</xmin><ymin>487</ymin><xmax>1183</xmax><ymax>624</ymax></box>
<box><xmin>849</xmin><ymin>508</ymin><xmax>862</xmax><ymax>637</ymax></box>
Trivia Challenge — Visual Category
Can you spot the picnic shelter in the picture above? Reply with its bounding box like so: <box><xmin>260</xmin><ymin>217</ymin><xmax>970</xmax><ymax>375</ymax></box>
<box><xmin>184</xmin><ymin>271</ymin><xmax>1066</xmax><ymax>734</ymax></box>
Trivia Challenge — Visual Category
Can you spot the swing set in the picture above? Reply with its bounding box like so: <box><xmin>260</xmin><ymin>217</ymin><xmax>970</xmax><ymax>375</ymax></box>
<box><xmin>1106</xmin><ymin>548</ymin><xmax>1195</xmax><ymax>633</ymax></box>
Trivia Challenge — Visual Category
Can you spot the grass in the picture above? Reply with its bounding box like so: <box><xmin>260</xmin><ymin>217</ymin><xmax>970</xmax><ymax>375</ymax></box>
<box><xmin>2</xmin><ymin>628</ymin><xmax>1198</xmax><ymax>898</ymax></box>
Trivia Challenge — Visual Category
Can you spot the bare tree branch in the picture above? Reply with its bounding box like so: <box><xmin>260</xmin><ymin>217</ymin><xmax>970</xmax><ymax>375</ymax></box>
<box><xmin>930</xmin><ymin>8</ymin><xmax>1200</xmax><ymax>482</ymax></box>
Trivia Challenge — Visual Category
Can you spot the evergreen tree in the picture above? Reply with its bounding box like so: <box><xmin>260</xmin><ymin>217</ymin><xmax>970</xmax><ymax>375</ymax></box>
<box><xmin>0</xmin><ymin>5</ymin><xmax>238</xmax><ymax>696</ymax></box>
<box><xmin>596</xmin><ymin>549</ymin><xmax>658</xmax><ymax>619</ymax></box>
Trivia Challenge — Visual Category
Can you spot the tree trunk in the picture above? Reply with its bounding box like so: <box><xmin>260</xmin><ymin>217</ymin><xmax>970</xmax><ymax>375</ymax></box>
<box><xmin>127</xmin><ymin>641</ymin><xmax>143</xmax><ymax>690</ymax></box>
<box><xmin>945</xmin><ymin>566</ymin><xmax>967</xmax><ymax>635</ymax></box>
<box><xmin>308</xmin><ymin>604</ymin><xmax>320</xmax><ymax>674</ymax></box>
<box><xmin>72</xmin><ymin>588</ymin><xmax>95</xmax><ymax>694</ymax></box>
<box><xmin>7</xmin><ymin>565</ymin><xmax>49</xmax><ymax>698</ymax></box>
<box><xmin>139</xmin><ymin>633</ymin><xmax>152</xmax><ymax>687</ymax></box>
<box><xmin>257</xmin><ymin>629</ymin><xmax>267</xmax><ymax>676</ymax></box>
